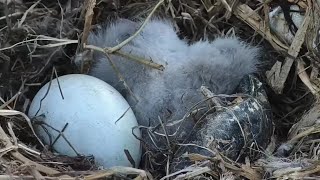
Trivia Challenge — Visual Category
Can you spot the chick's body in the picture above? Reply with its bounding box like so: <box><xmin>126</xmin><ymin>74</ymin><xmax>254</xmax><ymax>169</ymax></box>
<box><xmin>86</xmin><ymin>18</ymin><xmax>260</xmax><ymax>128</ymax></box>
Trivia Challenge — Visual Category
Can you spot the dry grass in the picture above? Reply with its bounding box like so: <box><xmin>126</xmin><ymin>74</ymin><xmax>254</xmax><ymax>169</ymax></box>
<box><xmin>0</xmin><ymin>0</ymin><xmax>319</xmax><ymax>179</ymax></box>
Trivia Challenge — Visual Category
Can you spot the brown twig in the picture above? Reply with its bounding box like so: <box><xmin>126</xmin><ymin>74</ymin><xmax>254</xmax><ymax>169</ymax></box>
<box><xmin>0</xmin><ymin>125</ymin><xmax>60</xmax><ymax>175</ymax></box>
<box><xmin>232</xmin><ymin>2</ymin><xmax>289</xmax><ymax>52</ymax></box>
<box><xmin>81</xmin><ymin>0</ymin><xmax>96</xmax><ymax>47</ymax></box>
<box><xmin>266</xmin><ymin>5</ymin><xmax>311</xmax><ymax>94</ymax></box>
<box><xmin>84</xmin><ymin>44</ymin><xmax>164</xmax><ymax>70</ymax></box>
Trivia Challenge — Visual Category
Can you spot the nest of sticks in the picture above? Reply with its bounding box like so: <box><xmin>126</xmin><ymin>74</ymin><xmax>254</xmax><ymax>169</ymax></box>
<box><xmin>0</xmin><ymin>0</ymin><xmax>319</xmax><ymax>179</ymax></box>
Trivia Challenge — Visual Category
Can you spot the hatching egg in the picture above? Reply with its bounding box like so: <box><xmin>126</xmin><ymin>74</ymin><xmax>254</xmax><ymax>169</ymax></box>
<box><xmin>28</xmin><ymin>74</ymin><xmax>141</xmax><ymax>168</ymax></box>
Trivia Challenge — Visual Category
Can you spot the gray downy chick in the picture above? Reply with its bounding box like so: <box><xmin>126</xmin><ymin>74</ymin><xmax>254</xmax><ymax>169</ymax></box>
<box><xmin>85</xmin><ymin>18</ymin><xmax>261</xmax><ymax>146</ymax></box>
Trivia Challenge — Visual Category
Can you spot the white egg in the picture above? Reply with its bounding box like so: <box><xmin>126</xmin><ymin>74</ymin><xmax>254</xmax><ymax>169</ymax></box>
<box><xmin>28</xmin><ymin>74</ymin><xmax>141</xmax><ymax>168</ymax></box>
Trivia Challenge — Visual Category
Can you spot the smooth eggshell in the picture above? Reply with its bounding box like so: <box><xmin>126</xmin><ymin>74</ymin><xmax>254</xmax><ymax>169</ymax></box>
<box><xmin>28</xmin><ymin>74</ymin><xmax>141</xmax><ymax>168</ymax></box>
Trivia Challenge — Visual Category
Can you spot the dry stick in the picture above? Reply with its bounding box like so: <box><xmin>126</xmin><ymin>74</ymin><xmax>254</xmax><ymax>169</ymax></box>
<box><xmin>30</xmin><ymin>35</ymin><xmax>78</xmax><ymax>43</ymax></box>
<box><xmin>39</xmin><ymin>40</ymin><xmax>78</xmax><ymax>48</ymax></box>
<box><xmin>0</xmin><ymin>109</ymin><xmax>44</xmax><ymax>148</ymax></box>
<box><xmin>0</xmin><ymin>92</ymin><xmax>21</xmax><ymax>109</ymax></box>
<box><xmin>7</xmin><ymin>122</ymin><xmax>18</xmax><ymax>146</ymax></box>
<box><xmin>81</xmin><ymin>0</ymin><xmax>96</xmax><ymax>46</ymax></box>
<box><xmin>174</xmin><ymin>167</ymin><xmax>212</xmax><ymax>180</ymax></box>
<box><xmin>288</xmin><ymin>126</ymin><xmax>317</xmax><ymax>145</ymax></box>
<box><xmin>232</xmin><ymin>3</ymin><xmax>289</xmax><ymax>52</ymax></box>
<box><xmin>233</xmin><ymin>1</ymin><xmax>313</xmax><ymax>94</ymax></box>
<box><xmin>0</xmin><ymin>125</ymin><xmax>60</xmax><ymax>175</ymax></box>
<box><xmin>115</xmin><ymin>49</ymin><xmax>164</xmax><ymax>71</ymax></box>
<box><xmin>0</xmin><ymin>12</ymin><xmax>24</xmax><ymax>21</ymax></box>
<box><xmin>289</xmin><ymin>0</ymin><xmax>308</xmax><ymax>9</ymax></box>
<box><xmin>2</xmin><ymin>34</ymin><xmax>163</xmax><ymax>71</ymax></box>
<box><xmin>1</xmin><ymin>79</ymin><xmax>24</xmax><ymax>110</ymax></box>
<box><xmin>306</xmin><ymin>4</ymin><xmax>320</xmax><ymax>56</ymax></box>
<box><xmin>297</xmin><ymin>59</ymin><xmax>320</xmax><ymax>94</ymax></box>
<box><xmin>161</xmin><ymin>161</ymin><xmax>217</xmax><ymax>180</ymax></box>
<box><xmin>57</xmin><ymin>0</ymin><xmax>64</xmax><ymax>38</ymax></box>
<box><xmin>18</xmin><ymin>0</ymin><xmax>41</xmax><ymax>28</ymax></box>
<box><xmin>289</xmin><ymin>165</ymin><xmax>320</xmax><ymax>178</ymax></box>
<box><xmin>0</xmin><ymin>35</ymin><xmax>78</xmax><ymax>51</ymax></box>
<box><xmin>0</xmin><ymin>38</ymin><xmax>43</xmax><ymax>51</ymax></box>
<box><xmin>157</xmin><ymin>116</ymin><xmax>171</xmax><ymax>150</ymax></box>
<box><xmin>3</xmin><ymin>0</ymin><xmax>11</xmax><ymax>32</ymax></box>
<box><xmin>273</xmin><ymin>168</ymin><xmax>303</xmax><ymax>178</ymax></box>
<box><xmin>0</xmin><ymin>145</ymin><xmax>17</xmax><ymax>156</ymax></box>
<box><xmin>29</xmin><ymin>166</ymin><xmax>45</xmax><ymax>180</ymax></box>
<box><xmin>177</xmin><ymin>143</ymin><xmax>216</xmax><ymax>156</ymax></box>
<box><xmin>0</xmin><ymin>97</ymin><xmax>13</xmax><ymax>110</ymax></box>
<box><xmin>106</xmin><ymin>0</ymin><xmax>165</xmax><ymax>53</ymax></box>
<box><xmin>83</xmin><ymin>167</ymin><xmax>150</xmax><ymax>180</ymax></box>
<box><xmin>18</xmin><ymin>143</ymin><xmax>41</xmax><ymax>156</ymax></box>
<box><xmin>266</xmin><ymin>7</ymin><xmax>311</xmax><ymax>94</ymax></box>
<box><xmin>79</xmin><ymin>0</ymin><xmax>88</xmax><ymax>20</ymax></box>
<box><xmin>104</xmin><ymin>53</ymin><xmax>139</xmax><ymax>103</ymax></box>
<box><xmin>0</xmin><ymin>175</ymin><xmax>69</xmax><ymax>180</ymax></box>
<box><xmin>219</xmin><ymin>0</ymin><xmax>232</xmax><ymax>12</ymax></box>
<box><xmin>166</xmin><ymin>156</ymin><xmax>170</xmax><ymax>179</ymax></box>
<box><xmin>85</xmin><ymin>44</ymin><xmax>164</xmax><ymax>70</ymax></box>
<box><xmin>200</xmin><ymin>86</ymin><xmax>222</xmax><ymax>110</ymax></box>
<box><xmin>263</xmin><ymin>1</ymin><xmax>271</xmax><ymax>34</ymax></box>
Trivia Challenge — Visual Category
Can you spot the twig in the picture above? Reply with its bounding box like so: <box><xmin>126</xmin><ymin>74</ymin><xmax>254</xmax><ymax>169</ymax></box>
<box><xmin>0</xmin><ymin>36</ymin><xmax>77</xmax><ymax>51</ymax></box>
<box><xmin>84</xmin><ymin>166</ymin><xmax>151</xmax><ymax>180</ymax></box>
<box><xmin>200</xmin><ymin>86</ymin><xmax>222</xmax><ymax>110</ymax></box>
<box><xmin>37</xmin><ymin>121</ymin><xmax>80</xmax><ymax>155</ymax></box>
<box><xmin>288</xmin><ymin>126</ymin><xmax>317</xmax><ymax>145</ymax></box>
<box><xmin>158</xmin><ymin>116</ymin><xmax>171</xmax><ymax>150</ymax></box>
<box><xmin>0</xmin><ymin>97</ymin><xmax>12</xmax><ymax>110</ymax></box>
<box><xmin>266</xmin><ymin>6</ymin><xmax>311</xmax><ymax>94</ymax></box>
<box><xmin>219</xmin><ymin>0</ymin><xmax>232</xmax><ymax>12</ymax></box>
<box><xmin>232</xmin><ymin>2</ymin><xmax>289</xmax><ymax>52</ymax></box>
<box><xmin>297</xmin><ymin>59</ymin><xmax>319</xmax><ymax>95</ymax></box>
<box><xmin>104</xmin><ymin>53</ymin><xmax>139</xmax><ymax>102</ymax></box>
<box><xmin>174</xmin><ymin>166</ymin><xmax>211</xmax><ymax>180</ymax></box>
<box><xmin>116</xmin><ymin>50</ymin><xmax>164</xmax><ymax>70</ymax></box>
<box><xmin>0</xmin><ymin>125</ymin><xmax>59</xmax><ymax>175</ymax></box>
<box><xmin>18</xmin><ymin>143</ymin><xmax>41</xmax><ymax>156</ymax></box>
<box><xmin>12</xmin><ymin>152</ymin><xmax>60</xmax><ymax>175</ymax></box>
<box><xmin>7</xmin><ymin>122</ymin><xmax>18</xmax><ymax>145</ymax></box>
<box><xmin>0</xmin><ymin>12</ymin><xmax>24</xmax><ymax>21</ymax></box>
<box><xmin>0</xmin><ymin>145</ymin><xmax>17</xmax><ymax>155</ymax></box>
<box><xmin>106</xmin><ymin>0</ymin><xmax>165</xmax><ymax>53</ymax></box>
<box><xmin>28</xmin><ymin>166</ymin><xmax>45</xmax><ymax>180</ymax></box>
<box><xmin>177</xmin><ymin>143</ymin><xmax>216</xmax><ymax>155</ymax></box>
<box><xmin>39</xmin><ymin>40</ymin><xmax>78</xmax><ymax>48</ymax></box>
<box><xmin>0</xmin><ymin>92</ymin><xmax>21</xmax><ymax>109</ymax></box>
<box><xmin>0</xmin><ymin>175</ymin><xmax>71</xmax><ymax>180</ymax></box>
<box><xmin>81</xmin><ymin>0</ymin><xmax>96</xmax><ymax>47</ymax></box>
<box><xmin>0</xmin><ymin>109</ymin><xmax>44</xmax><ymax>147</ymax></box>
<box><xmin>57</xmin><ymin>0</ymin><xmax>64</xmax><ymax>38</ymax></box>
<box><xmin>18</xmin><ymin>0</ymin><xmax>41</xmax><ymax>28</ymax></box>
<box><xmin>84</xmin><ymin>44</ymin><xmax>164</xmax><ymax>70</ymax></box>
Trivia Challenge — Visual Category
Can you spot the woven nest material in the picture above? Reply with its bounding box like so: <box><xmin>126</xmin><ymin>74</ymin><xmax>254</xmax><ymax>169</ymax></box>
<box><xmin>0</xmin><ymin>0</ymin><xmax>319</xmax><ymax>179</ymax></box>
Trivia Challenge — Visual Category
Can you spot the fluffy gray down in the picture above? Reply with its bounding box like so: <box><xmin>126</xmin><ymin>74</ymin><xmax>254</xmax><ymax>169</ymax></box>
<box><xmin>84</xmin><ymin>18</ymin><xmax>261</xmax><ymax>128</ymax></box>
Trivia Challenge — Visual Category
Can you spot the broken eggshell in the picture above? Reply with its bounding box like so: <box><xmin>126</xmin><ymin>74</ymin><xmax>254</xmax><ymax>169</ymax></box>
<box><xmin>172</xmin><ymin>74</ymin><xmax>273</xmax><ymax>171</ymax></box>
<box><xmin>28</xmin><ymin>74</ymin><xmax>142</xmax><ymax>168</ymax></box>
